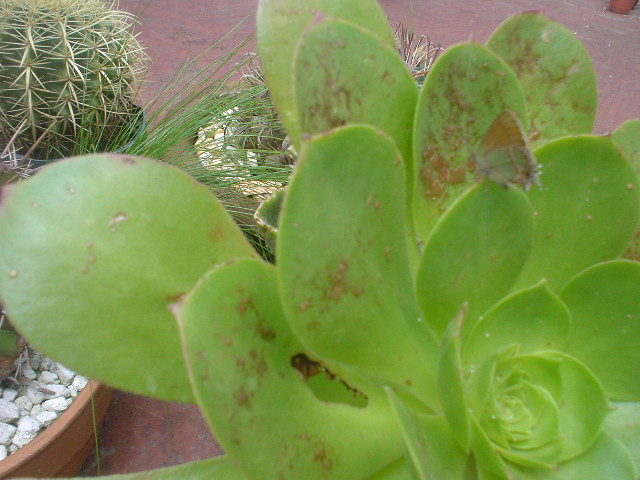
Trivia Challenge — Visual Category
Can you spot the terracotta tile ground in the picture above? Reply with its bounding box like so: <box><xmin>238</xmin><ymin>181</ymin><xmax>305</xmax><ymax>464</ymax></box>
<box><xmin>80</xmin><ymin>0</ymin><xmax>639</xmax><ymax>475</ymax></box>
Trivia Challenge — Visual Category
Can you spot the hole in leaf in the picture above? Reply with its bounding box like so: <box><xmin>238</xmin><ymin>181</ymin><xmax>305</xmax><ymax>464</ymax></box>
<box><xmin>291</xmin><ymin>353</ymin><xmax>368</xmax><ymax>408</ymax></box>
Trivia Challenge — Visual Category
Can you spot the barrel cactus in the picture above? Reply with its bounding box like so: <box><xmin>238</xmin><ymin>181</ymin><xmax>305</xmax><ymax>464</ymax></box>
<box><xmin>0</xmin><ymin>0</ymin><xmax>147</xmax><ymax>159</ymax></box>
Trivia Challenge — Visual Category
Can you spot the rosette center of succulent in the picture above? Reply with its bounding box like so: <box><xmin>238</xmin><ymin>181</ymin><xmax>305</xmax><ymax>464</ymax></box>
<box><xmin>494</xmin><ymin>373</ymin><xmax>560</xmax><ymax>451</ymax></box>
<box><xmin>467</xmin><ymin>349</ymin><xmax>567</xmax><ymax>468</ymax></box>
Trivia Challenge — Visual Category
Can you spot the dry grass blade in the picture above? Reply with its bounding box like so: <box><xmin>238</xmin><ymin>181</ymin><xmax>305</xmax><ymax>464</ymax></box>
<box><xmin>394</xmin><ymin>22</ymin><xmax>443</xmax><ymax>84</ymax></box>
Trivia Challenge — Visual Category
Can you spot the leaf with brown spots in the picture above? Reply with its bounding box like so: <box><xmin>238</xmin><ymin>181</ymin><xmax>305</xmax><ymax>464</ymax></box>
<box><xmin>487</xmin><ymin>12</ymin><xmax>597</xmax><ymax>148</ymax></box>
<box><xmin>176</xmin><ymin>258</ymin><xmax>404</xmax><ymax>479</ymax></box>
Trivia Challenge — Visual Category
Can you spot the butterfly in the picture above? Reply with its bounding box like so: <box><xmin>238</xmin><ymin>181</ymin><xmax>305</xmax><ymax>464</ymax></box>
<box><xmin>472</xmin><ymin>110</ymin><xmax>540</xmax><ymax>191</ymax></box>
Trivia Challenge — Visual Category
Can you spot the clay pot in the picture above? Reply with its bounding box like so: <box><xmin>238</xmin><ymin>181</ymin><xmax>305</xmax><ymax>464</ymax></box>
<box><xmin>0</xmin><ymin>381</ymin><xmax>113</xmax><ymax>478</ymax></box>
<box><xmin>609</xmin><ymin>0</ymin><xmax>638</xmax><ymax>14</ymax></box>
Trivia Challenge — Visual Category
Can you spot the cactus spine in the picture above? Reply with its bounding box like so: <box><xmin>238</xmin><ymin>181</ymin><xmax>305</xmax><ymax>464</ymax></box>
<box><xmin>0</xmin><ymin>0</ymin><xmax>148</xmax><ymax>158</ymax></box>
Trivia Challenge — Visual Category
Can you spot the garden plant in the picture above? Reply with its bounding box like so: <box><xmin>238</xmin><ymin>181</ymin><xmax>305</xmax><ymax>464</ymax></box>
<box><xmin>0</xmin><ymin>0</ymin><xmax>147</xmax><ymax>160</ymax></box>
<box><xmin>0</xmin><ymin>0</ymin><xmax>639</xmax><ymax>479</ymax></box>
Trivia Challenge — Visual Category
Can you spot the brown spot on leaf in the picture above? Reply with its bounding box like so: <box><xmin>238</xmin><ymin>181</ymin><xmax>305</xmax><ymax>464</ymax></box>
<box><xmin>448</xmin><ymin>166</ymin><xmax>467</xmax><ymax>184</ymax></box>
<box><xmin>256</xmin><ymin>321</ymin><xmax>276</xmax><ymax>341</ymax></box>
<box><xmin>235</xmin><ymin>388</ymin><xmax>251</xmax><ymax>407</ymax></box>
<box><xmin>324</xmin><ymin>259</ymin><xmax>364</xmax><ymax>301</ymax></box>
<box><xmin>166</xmin><ymin>292</ymin><xmax>186</xmax><ymax>302</ymax></box>
<box><xmin>210</xmin><ymin>226</ymin><xmax>226</xmax><ymax>242</ymax></box>
<box><xmin>313</xmin><ymin>446</ymin><xmax>333</xmax><ymax>471</ymax></box>
<box><xmin>237</xmin><ymin>298</ymin><xmax>251</xmax><ymax>315</ymax></box>
<box><xmin>307</xmin><ymin>320</ymin><xmax>321</xmax><ymax>332</ymax></box>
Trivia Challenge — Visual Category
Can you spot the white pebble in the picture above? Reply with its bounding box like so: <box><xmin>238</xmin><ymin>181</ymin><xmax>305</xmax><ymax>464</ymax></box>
<box><xmin>8</xmin><ymin>444</ymin><xmax>17</xmax><ymax>453</ymax></box>
<box><xmin>0</xmin><ymin>423</ymin><xmax>16</xmax><ymax>445</ymax></box>
<box><xmin>17</xmin><ymin>415</ymin><xmax>40</xmax><ymax>433</ymax></box>
<box><xmin>14</xmin><ymin>396</ymin><xmax>33</xmax><ymax>412</ymax></box>
<box><xmin>35</xmin><ymin>411</ymin><xmax>57</xmax><ymax>428</ymax></box>
<box><xmin>42</xmin><ymin>397</ymin><xmax>68</xmax><ymax>413</ymax></box>
<box><xmin>30</xmin><ymin>404</ymin><xmax>42</xmax><ymax>417</ymax></box>
<box><xmin>38</xmin><ymin>371</ymin><xmax>59</xmax><ymax>385</ymax></box>
<box><xmin>30</xmin><ymin>353</ymin><xmax>43</xmax><ymax>370</ymax></box>
<box><xmin>2</xmin><ymin>389</ymin><xmax>18</xmax><ymax>402</ymax></box>
<box><xmin>0</xmin><ymin>445</ymin><xmax>6</xmax><ymax>460</ymax></box>
<box><xmin>12</xmin><ymin>416</ymin><xmax>40</xmax><ymax>447</ymax></box>
<box><xmin>55</xmin><ymin>364</ymin><xmax>75</xmax><ymax>385</ymax></box>
<box><xmin>0</xmin><ymin>400</ymin><xmax>20</xmax><ymax>423</ymax></box>
<box><xmin>72</xmin><ymin>375</ymin><xmax>88</xmax><ymax>390</ymax></box>
<box><xmin>21</xmin><ymin>366</ymin><xmax>37</xmax><ymax>381</ymax></box>
<box><xmin>40</xmin><ymin>357</ymin><xmax>57</xmax><ymax>371</ymax></box>
<box><xmin>43</xmin><ymin>385</ymin><xmax>70</xmax><ymax>400</ymax></box>
<box><xmin>13</xmin><ymin>417</ymin><xmax>40</xmax><ymax>447</ymax></box>
<box><xmin>69</xmin><ymin>386</ymin><xmax>78</xmax><ymax>398</ymax></box>
<box><xmin>26</xmin><ymin>386</ymin><xmax>45</xmax><ymax>405</ymax></box>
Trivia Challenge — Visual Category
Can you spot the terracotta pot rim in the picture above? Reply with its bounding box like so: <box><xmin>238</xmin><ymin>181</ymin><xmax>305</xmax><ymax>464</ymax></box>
<box><xmin>0</xmin><ymin>380</ymin><xmax>113</xmax><ymax>478</ymax></box>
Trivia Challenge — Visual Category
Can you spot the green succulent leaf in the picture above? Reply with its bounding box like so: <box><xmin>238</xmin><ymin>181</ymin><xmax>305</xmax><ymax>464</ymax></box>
<box><xmin>469</xmin><ymin>414</ymin><xmax>511</xmax><ymax>479</ymax></box>
<box><xmin>0</xmin><ymin>328</ymin><xmax>20</xmax><ymax>358</ymax></box>
<box><xmin>487</xmin><ymin>12</ymin><xmax>597</xmax><ymax>147</ymax></box>
<box><xmin>386</xmin><ymin>388</ymin><xmax>431</xmax><ymax>480</ymax></box>
<box><xmin>604</xmin><ymin>401</ymin><xmax>640</xmax><ymax>472</ymax></box>
<box><xmin>364</xmin><ymin>458</ymin><xmax>413</xmax><ymax>480</ymax></box>
<box><xmin>98</xmin><ymin>457</ymin><xmax>247</xmax><ymax>480</ymax></box>
<box><xmin>465</xmin><ymin>346</ymin><xmax>562</xmax><ymax>471</ymax></box>
<box><xmin>463</xmin><ymin>281</ymin><xmax>571</xmax><ymax>372</ymax></box>
<box><xmin>464</xmin><ymin>347</ymin><xmax>609</xmax><ymax>474</ymax></box>
<box><xmin>175</xmin><ymin>258</ymin><xmax>403</xmax><ymax>480</ymax></box>
<box><xmin>277</xmin><ymin>125</ymin><xmax>439</xmax><ymax>408</ymax></box>
<box><xmin>26</xmin><ymin>457</ymin><xmax>249</xmax><ymax>480</ymax></box>
<box><xmin>254</xmin><ymin>188</ymin><xmax>285</xmax><ymax>254</ymax></box>
<box><xmin>257</xmin><ymin>0</ymin><xmax>395</xmax><ymax>148</ymax></box>
<box><xmin>501</xmin><ymin>352</ymin><xmax>608</xmax><ymax>462</ymax></box>
<box><xmin>613</xmin><ymin>119</ymin><xmax>640</xmax><ymax>168</ymax></box>
<box><xmin>413</xmin><ymin>42</ymin><xmax>527</xmax><ymax>240</ymax></box>
<box><xmin>387</xmin><ymin>388</ymin><xmax>468</xmax><ymax>480</ymax></box>
<box><xmin>612</xmin><ymin>118</ymin><xmax>640</xmax><ymax>261</ymax></box>
<box><xmin>560</xmin><ymin>260</ymin><xmax>640</xmax><ymax>401</ymax></box>
<box><xmin>293</xmin><ymin>16</ymin><xmax>418</xmax><ymax>185</ymax></box>
<box><xmin>514</xmin><ymin>135</ymin><xmax>640</xmax><ymax>291</ymax></box>
<box><xmin>507</xmin><ymin>433</ymin><xmax>637</xmax><ymax>480</ymax></box>
<box><xmin>417</xmin><ymin>182</ymin><xmax>534</xmax><ymax>339</ymax></box>
<box><xmin>0</xmin><ymin>154</ymin><xmax>255</xmax><ymax>402</ymax></box>
<box><xmin>438</xmin><ymin>310</ymin><xmax>471</xmax><ymax>453</ymax></box>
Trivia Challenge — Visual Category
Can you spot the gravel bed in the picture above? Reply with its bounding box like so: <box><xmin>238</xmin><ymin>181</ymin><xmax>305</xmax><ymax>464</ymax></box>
<box><xmin>0</xmin><ymin>348</ymin><xmax>87</xmax><ymax>460</ymax></box>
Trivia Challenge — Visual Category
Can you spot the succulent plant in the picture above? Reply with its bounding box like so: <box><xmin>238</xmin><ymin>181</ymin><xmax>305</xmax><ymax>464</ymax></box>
<box><xmin>0</xmin><ymin>0</ymin><xmax>147</xmax><ymax>159</ymax></box>
<box><xmin>0</xmin><ymin>1</ymin><xmax>639</xmax><ymax>480</ymax></box>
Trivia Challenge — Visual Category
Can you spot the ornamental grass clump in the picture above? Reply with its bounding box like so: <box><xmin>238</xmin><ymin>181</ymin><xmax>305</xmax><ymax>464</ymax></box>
<box><xmin>0</xmin><ymin>1</ymin><xmax>639</xmax><ymax>479</ymax></box>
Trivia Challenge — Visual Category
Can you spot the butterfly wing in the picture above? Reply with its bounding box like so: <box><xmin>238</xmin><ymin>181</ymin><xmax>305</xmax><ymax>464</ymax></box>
<box><xmin>474</xmin><ymin>110</ymin><xmax>539</xmax><ymax>190</ymax></box>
